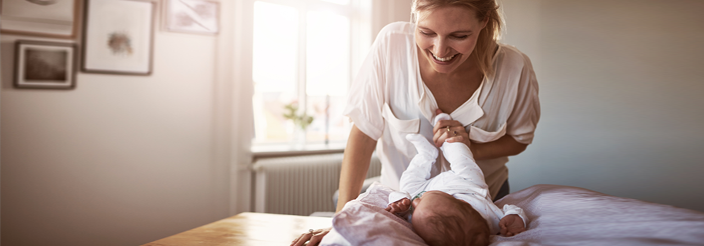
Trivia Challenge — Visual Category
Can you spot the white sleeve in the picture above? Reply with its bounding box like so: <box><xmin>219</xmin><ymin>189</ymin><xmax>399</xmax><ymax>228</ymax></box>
<box><xmin>502</xmin><ymin>204</ymin><xmax>529</xmax><ymax>227</ymax></box>
<box><xmin>343</xmin><ymin>24</ymin><xmax>397</xmax><ymax>141</ymax></box>
<box><xmin>505</xmin><ymin>52</ymin><xmax>540</xmax><ymax>145</ymax></box>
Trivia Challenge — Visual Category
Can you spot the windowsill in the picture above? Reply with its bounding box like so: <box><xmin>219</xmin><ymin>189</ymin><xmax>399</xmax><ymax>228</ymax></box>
<box><xmin>251</xmin><ymin>142</ymin><xmax>346</xmax><ymax>158</ymax></box>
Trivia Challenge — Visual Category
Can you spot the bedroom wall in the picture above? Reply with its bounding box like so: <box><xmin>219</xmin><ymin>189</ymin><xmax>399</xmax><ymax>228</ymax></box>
<box><xmin>0</xmin><ymin>1</ymin><xmax>238</xmax><ymax>245</ymax></box>
<box><xmin>0</xmin><ymin>0</ymin><xmax>400</xmax><ymax>245</ymax></box>
<box><xmin>372</xmin><ymin>0</ymin><xmax>413</xmax><ymax>36</ymax></box>
<box><xmin>499</xmin><ymin>0</ymin><xmax>704</xmax><ymax>212</ymax></box>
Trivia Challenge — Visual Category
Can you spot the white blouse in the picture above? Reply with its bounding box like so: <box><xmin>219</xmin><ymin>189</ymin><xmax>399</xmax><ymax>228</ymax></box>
<box><xmin>344</xmin><ymin>22</ymin><xmax>540</xmax><ymax>198</ymax></box>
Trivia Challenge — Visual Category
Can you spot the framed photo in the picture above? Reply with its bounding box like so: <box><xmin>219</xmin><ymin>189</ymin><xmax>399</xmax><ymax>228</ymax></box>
<box><xmin>0</xmin><ymin>0</ymin><xmax>79</xmax><ymax>38</ymax></box>
<box><xmin>165</xmin><ymin>0</ymin><xmax>220</xmax><ymax>35</ymax></box>
<box><xmin>82</xmin><ymin>0</ymin><xmax>155</xmax><ymax>75</ymax></box>
<box><xmin>14</xmin><ymin>40</ymin><xmax>76</xmax><ymax>89</ymax></box>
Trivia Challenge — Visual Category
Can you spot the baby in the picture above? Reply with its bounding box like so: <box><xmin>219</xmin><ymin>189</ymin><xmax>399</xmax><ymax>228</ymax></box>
<box><xmin>385</xmin><ymin>113</ymin><xmax>528</xmax><ymax>246</ymax></box>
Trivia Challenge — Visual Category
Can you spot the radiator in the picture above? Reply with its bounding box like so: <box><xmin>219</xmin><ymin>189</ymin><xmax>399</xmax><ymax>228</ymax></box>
<box><xmin>252</xmin><ymin>153</ymin><xmax>381</xmax><ymax>216</ymax></box>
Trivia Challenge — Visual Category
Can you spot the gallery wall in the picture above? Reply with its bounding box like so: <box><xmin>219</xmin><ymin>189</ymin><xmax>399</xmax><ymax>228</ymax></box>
<box><xmin>0</xmin><ymin>0</ymin><xmax>408</xmax><ymax>245</ymax></box>
<box><xmin>1</xmin><ymin>0</ymin><xmax>235</xmax><ymax>245</ymax></box>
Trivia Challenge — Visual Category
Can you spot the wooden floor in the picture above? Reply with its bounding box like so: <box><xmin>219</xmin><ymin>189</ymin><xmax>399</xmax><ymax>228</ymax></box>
<box><xmin>142</xmin><ymin>212</ymin><xmax>332</xmax><ymax>246</ymax></box>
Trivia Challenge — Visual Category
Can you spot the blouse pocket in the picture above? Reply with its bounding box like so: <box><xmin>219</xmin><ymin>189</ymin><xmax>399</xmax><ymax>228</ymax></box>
<box><xmin>382</xmin><ymin>103</ymin><xmax>420</xmax><ymax>133</ymax></box>
<box><xmin>469</xmin><ymin>122</ymin><xmax>507</xmax><ymax>143</ymax></box>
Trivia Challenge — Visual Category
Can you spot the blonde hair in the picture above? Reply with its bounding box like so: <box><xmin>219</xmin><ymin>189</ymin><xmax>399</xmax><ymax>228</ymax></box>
<box><xmin>411</xmin><ymin>0</ymin><xmax>503</xmax><ymax>78</ymax></box>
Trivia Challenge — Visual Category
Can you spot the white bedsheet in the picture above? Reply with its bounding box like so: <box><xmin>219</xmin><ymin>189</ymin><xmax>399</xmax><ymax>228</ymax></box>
<box><xmin>321</xmin><ymin>183</ymin><xmax>704</xmax><ymax>246</ymax></box>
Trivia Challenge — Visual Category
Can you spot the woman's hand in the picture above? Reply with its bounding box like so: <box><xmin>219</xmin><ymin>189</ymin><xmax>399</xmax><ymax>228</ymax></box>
<box><xmin>291</xmin><ymin>227</ymin><xmax>331</xmax><ymax>246</ymax></box>
<box><xmin>432</xmin><ymin>109</ymin><xmax>471</xmax><ymax>148</ymax></box>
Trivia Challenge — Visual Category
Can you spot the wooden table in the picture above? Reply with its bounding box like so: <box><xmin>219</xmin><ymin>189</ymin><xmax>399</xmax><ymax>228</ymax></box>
<box><xmin>143</xmin><ymin>212</ymin><xmax>332</xmax><ymax>246</ymax></box>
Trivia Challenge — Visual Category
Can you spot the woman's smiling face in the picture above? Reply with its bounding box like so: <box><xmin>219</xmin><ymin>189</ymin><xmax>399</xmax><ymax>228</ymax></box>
<box><xmin>415</xmin><ymin>6</ymin><xmax>487</xmax><ymax>75</ymax></box>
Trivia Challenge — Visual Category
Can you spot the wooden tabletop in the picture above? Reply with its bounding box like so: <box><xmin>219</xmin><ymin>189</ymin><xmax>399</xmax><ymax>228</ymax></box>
<box><xmin>142</xmin><ymin>212</ymin><xmax>332</xmax><ymax>246</ymax></box>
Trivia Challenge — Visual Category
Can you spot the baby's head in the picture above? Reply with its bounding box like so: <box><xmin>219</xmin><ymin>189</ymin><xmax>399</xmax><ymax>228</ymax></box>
<box><xmin>411</xmin><ymin>191</ymin><xmax>491</xmax><ymax>246</ymax></box>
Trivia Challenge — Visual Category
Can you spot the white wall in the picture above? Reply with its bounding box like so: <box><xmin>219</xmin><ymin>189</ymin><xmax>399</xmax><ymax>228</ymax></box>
<box><xmin>500</xmin><ymin>0</ymin><xmax>704</xmax><ymax>212</ymax></box>
<box><xmin>0</xmin><ymin>1</ymin><xmax>240</xmax><ymax>245</ymax></box>
<box><xmin>372</xmin><ymin>0</ymin><xmax>413</xmax><ymax>36</ymax></box>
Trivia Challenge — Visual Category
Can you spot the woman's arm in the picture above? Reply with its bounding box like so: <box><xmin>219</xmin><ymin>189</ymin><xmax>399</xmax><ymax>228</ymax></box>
<box><xmin>471</xmin><ymin>135</ymin><xmax>527</xmax><ymax>160</ymax></box>
<box><xmin>336</xmin><ymin>125</ymin><xmax>377</xmax><ymax>212</ymax></box>
<box><xmin>291</xmin><ymin>126</ymin><xmax>377</xmax><ymax>246</ymax></box>
<box><xmin>433</xmin><ymin>109</ymin><xmax>528</xmax><ymax>161</ymax></box>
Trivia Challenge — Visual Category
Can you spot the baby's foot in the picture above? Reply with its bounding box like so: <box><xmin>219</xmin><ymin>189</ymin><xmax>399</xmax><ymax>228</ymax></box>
<box><xmin>432</xmin><ymin>113</ymin><xmax>452</xmax><ymax>126</ymax></box>
<box><xmin>406</xmin><ymin>134</ymin><xmax>438</xmax><ymax>159</ymax></box>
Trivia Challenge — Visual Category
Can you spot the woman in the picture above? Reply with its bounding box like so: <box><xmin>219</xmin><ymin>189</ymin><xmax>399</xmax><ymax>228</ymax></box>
<box><xmin>293</xmin><ymin>0</ymin><xmax>539</xmax><ymax>245</ymax></box>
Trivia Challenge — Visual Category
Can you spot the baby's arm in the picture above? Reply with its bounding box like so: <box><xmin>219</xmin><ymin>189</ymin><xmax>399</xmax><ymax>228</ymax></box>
<box><xmin>499</xmin><ymin>205</ymin><xmax>528</xmax><ymax>236</ymax></box>
<box><xmin>499</xmin><ymin>215</ymin><xmax>525</xmax><ymax>236</ymax></box>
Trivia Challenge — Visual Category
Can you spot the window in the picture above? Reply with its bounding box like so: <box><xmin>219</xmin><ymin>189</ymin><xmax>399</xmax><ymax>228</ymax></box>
<box><xmin>252</xmin><ymin>0</ymin><xmax>370</xmax><ymax>150</ymax></box>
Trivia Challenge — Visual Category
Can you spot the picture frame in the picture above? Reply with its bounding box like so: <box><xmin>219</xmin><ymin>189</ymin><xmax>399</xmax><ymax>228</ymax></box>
<box><xmin>82</xmin><ymin>0</ymin><xmax>155</xmax><ymax>75</ymax></box>
<box><xmin>0</xmin><ymin>0</ymin><xmax>79</xmax><ymax>38</ymax></box>
<box><xmin>165</xmin><ymin>0</ymin><xmax>220</xmax><ymax>35</ymax></box>
<box><xmin>14</xmin><ymin>40</ymin><xmax>77</xmax><ymax>89</ymax></box>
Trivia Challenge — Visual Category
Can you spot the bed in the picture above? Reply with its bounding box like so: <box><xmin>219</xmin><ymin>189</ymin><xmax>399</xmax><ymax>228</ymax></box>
<box><xmin>321</xmin><ymin>183</ymin><xmax>704</xmax><ymax>245</ymax></box>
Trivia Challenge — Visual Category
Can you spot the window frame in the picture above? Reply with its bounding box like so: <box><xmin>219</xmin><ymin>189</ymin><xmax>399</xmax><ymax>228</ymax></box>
<box><xmin>250</xmin><ymin>0</ymin><xmax>371</xmax><ymax>153</ymax></box>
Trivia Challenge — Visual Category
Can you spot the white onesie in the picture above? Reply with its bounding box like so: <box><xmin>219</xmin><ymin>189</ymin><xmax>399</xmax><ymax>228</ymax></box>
<box><xmin>388</xmin><ymin>113</ymin><xmax>529</xmax><ymax>235</ymax></box>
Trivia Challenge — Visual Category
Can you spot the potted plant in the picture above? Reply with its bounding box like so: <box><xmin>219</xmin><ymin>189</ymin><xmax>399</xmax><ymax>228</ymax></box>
<box><xmin>283</xmin><ymin>101</ymin><xmax>314</xmax><ymax>147</ymax></box>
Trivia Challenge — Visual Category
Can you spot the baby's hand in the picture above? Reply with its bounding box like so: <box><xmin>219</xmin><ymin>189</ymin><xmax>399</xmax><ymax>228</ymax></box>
<box><xmin>499</xmin><ymin>214</ymin><xmax>526</xmax><ymax>237</ymax></box>
<box><xmin>385</xmin><ymin>198</ymin><xmax>411</xmax><ymax>216</ymax></box>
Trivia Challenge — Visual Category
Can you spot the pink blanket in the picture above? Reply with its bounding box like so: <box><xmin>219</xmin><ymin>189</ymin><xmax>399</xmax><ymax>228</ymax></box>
<box><xmin>321</xmin><ymin>183</ymin><xmax>704</xmax><ymax>245</ymax></box>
